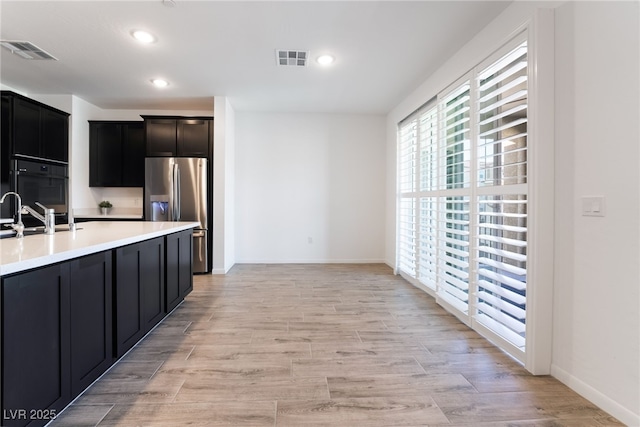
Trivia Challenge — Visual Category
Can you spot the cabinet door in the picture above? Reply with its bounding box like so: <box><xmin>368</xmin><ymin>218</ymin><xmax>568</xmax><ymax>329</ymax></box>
<box><xmin>2</xmin><ymin>264</ymin><xmax>71</xmax><ymax>427</ymax></box>
<box><xmin>115</xmin><ymin>237</ymin><xmax>165</xmax><ymax>357</ymax></box>
<box><xmin>165</xmin><ymin>229</ymin><xmax>193</xmax><ymax>313</ymax></box>
<box><xmin>121</xmin><ymin>123</ymin><xmax>145</xmax><ymax>187</ymax></box>
<box><xmin>12</xmin><ymin>97</ymin><xmax>41</xmax><ymax>158</ymax></box>
<box><xmin>140</xmin><ymin>237</ymin><xmax>165</xmax><ymax>332</ymax></box>
<box><xmin>178</xmin><ymin>230</ymin><xmax>194</xmax><ymax>298</ymax></box>
<box><xmin>69</xmin><ymin>252</ymin><xmax>113</xmax><ymax>395</ymax></box>
<box><xmin>177</xmin><ymin>119</ymin><xmax>209</xmax><ymax>157</ymax></box>
<box><xmin>145</xmin><ymin>119</ymin><xmax>176</xmax><ymax>157</ymax></box>
<box><xmin>41</xmin><ymin>108</ymin><xmax>68</xmax><ymax>162</ymax></box>
<box><xmin>90</xmin><ymin>122</ymin><xmax>123</xmax><ymax>187</ymax></box>
<box><xmin>115</xmin><ymin>243</ymin><xmax>144</xmax><ymax>357</ymax></box>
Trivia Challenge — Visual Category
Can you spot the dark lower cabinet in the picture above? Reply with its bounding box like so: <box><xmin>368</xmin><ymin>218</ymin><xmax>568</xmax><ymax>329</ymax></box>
<box><xmin>166</xmin><ymin>229</ymin><xmax>193</xmax><ymax>313</ymax></box>
<box><xmin>115</xmin><ymin>237</ymin><xmax>165</xmax><ymax>357</ymax></box>
<box><xmin>2</xmin><ymin>263</ymin><xmax>71</xmax><ymax>427</ymax></box>
<box><xmin>1</xmin><ymin>230</ymin><xmax>192</xmax><ymax>426</ymax></box>
<box><xmin>69</xmin><ymin>252</ymin><xmax>113</xmax><ymax>396</ymax></box>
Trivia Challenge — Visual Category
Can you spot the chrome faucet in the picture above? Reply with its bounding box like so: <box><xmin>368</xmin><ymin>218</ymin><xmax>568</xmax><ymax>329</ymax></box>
<box><xmin>22</xmin><ymin>202</ymin><xmax>55</xmax><ymax>234</ymax></box>
<box><xmin>0</xmin><ymin>191</ymin><xmax>25</xmax><ymax>238</ymax></box>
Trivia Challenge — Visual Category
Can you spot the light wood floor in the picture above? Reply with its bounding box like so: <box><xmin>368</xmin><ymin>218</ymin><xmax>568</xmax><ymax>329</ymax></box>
<box><xmin>50</xmin><ymin>264</ymin><xmax>623</xmax><ymax>426</ymax></box>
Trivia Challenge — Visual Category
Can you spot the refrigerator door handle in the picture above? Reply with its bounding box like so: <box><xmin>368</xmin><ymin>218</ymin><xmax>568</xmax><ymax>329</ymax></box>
<box><xmin>173</xmin><ymin>163</ymin><xmax>181</xmax><ymax>221</ymax></box>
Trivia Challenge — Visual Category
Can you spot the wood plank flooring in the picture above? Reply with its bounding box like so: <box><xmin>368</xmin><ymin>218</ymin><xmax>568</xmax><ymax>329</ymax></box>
<box><xmin>49</xmin><ymin>264</ymin><xmax>623</xmax><ymax>426</ymax></box>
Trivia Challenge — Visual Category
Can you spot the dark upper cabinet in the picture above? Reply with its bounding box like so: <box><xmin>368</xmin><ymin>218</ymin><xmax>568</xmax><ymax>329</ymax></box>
<box><xmin>177</xmin><ymin>119</ymin><xmax>210</xmax><ymax>157</ymax></box>
<box><xmin>143</xmin><ymin>116</ymin><xmax>212</xmax><ymax>158</ymax></box>
<box><xmin>89</xmin><ymin>121</ymin><xmax>144</xmax><ymax>187</ymax></box>
<box><xmin>122</xmin><ymin>124</ymin><xmax>145</xmax><ymax>186</ymax></box>
<box><xmin>144</xmin><ymin>118</ymin><xmax>176</xmax><ymax>157</ymax></box>
<box><xmin>1</xmin><ymin>91</ymin><xmax>69</xmax><ymax>163</ymax></box>
<box><xmin>13</xmin><ymin>97</ymin><xmax>41</xmax><ymax>158</ymax></box>
<box><xmin>42</xmin><ymin>108</ymin><xmax>69</xmax><ymax>161</ymax></box>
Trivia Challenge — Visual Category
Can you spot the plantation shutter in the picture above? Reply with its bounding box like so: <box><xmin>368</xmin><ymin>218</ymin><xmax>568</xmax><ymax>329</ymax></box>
<box><xmin>396</xmin><ymin>33</ymin><xmax>535</xmax><ymax>362</ymax></box>
<box><xmin>417</xmin><ymin>107</ymin><xmax>439</xmax><ymax>291</ymax></box>
<box><xmin>436</xmin><ymin>81</ymin><xmax>471</xmax><ymax>314</ymax></box>
<box><xmin>474</xmin><ymin>41</ymin><xmax>528</xmax><ymax>350</ymax></box>
<box><xmin>397</xmin><ymin>118</ymin><xmax>418</xmax><ymax>276</ymax></box>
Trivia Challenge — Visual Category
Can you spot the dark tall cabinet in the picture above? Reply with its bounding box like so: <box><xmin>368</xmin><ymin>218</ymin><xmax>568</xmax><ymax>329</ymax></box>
<box><xmin>1</xmin><ymin>91</ymin><xmax>69</xmax><ymax>220</ymax></box>
<box><xmin>89</xmin><ymin>121</ymin><xmax>144</xmax><ymax>187</ymax></box>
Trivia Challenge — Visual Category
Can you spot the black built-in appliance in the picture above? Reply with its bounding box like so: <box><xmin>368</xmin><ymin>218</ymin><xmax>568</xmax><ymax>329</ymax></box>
<box><xmin>10</xmin><ymin>159</ymin><xmax>68</xmax><ymax>227</ymax></box>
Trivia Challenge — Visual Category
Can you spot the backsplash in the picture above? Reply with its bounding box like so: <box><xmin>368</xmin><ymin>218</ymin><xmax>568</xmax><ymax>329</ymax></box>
<box><xmin>87</xmin><ymin>187</ymin><xmax>143</xmax><ymax>209</ymax></box>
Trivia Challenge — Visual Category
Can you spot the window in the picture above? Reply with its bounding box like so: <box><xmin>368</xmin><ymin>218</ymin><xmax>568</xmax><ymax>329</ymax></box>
<box><xmin>397</xmin><ymin>35</ymin><xmax>531</xmax><ymax>361</ymax></box>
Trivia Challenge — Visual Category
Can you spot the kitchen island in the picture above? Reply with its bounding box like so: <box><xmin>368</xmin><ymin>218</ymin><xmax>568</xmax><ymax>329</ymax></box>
<box><xmin>0</xmin><ymin>221</ymin><xmax>197</xmax><ymax>427</ymax></box>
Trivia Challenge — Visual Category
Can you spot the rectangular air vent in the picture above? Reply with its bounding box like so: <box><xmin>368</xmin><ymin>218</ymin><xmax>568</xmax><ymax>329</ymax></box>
<box><xmin>0</xmin><ymin>41</ymin><xmax>57</xmax><ymax>60</ymax></box>
<box><xmin>276</xmin><ymin>50</ymin><xmax>308</xmax><ymax>67</ymax></box>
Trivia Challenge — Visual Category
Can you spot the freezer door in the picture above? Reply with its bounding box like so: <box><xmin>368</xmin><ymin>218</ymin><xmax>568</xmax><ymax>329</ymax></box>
<box><xmin>145</xmin><ymin>158</ymin><xmax>174</xmax><ymax>221</ymax></box>
<box><xmin>175</xmin><ymin>158</ymin><xmax>207</xmax><ymax>228</ymax></box>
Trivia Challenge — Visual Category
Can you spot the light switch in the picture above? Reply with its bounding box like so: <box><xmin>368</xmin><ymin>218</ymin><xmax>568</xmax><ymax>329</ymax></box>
<box><xmin>581</xmin><ymin>196</ymin><xmax>605</xmax><ymax>217</ymax></box>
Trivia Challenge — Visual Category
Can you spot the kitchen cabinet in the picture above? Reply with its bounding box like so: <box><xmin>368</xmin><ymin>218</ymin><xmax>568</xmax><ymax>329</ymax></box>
<box><xmin>115</xmin><ymin>237</ymin><xmax>165</xmax><ymax>357</ymax></box>
<box><xmin>142</xmin><ymin>116</ymin><xmax>212</xmax><ymax>157</ymax></box>
<box><xmin>165</xmin><ymin>229</ymin><xmax>193</xmax><ymax>313</ymax></box>
<box><xmin>2</xmin><ymin>263</ymin><xmax>71</xmax><ymax>427</ymax></box>
<box><xmin>0</xmin><ymin>224</ymin><xmax>195</xmax><ymax>426</ymax></box>
<box><xmin>89</xmin><ymin>121</ymin><xmax>144</xmax><ymax>187</ymax></box>
<box><xmin>1</xmin><ymin>91</ymin><xmax>69</xmax><ymax>163</ymax></box>
<box><xmin>1</xmin><ymin>251</ymin><xmax>113</xmax><ymax>427</ymax></box>
<box><xmin>69</xmin><ymin>252</ymin><xmax>113</xmax><ymax>396</ymax></box>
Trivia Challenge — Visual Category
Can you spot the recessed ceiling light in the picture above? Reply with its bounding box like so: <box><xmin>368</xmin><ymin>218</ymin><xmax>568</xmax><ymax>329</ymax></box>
<box><xmin>132</xmin><ymin>30</ymin><xmax>156</xmax><ymax>44</ymax></box>
<box><xmin>151</xmin><ymin>79</ymin><xmax>169</xmax><ymax>88</ymax></box>
<box><xmin>317</xmin><ymin>54</ymin><xmax>335</xmax><ymax>66</ymax></box>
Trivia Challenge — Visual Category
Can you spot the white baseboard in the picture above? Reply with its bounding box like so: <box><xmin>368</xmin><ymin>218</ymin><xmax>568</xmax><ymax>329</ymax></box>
<box><xmin>234</xmin><ymin>259</ymin><xmax>387</xmax><ymax>264</ymax></box>
<box><xmin>551</xmin><ymin>364</ymin><xmax>639</xmax><ymax>426</ymax></box>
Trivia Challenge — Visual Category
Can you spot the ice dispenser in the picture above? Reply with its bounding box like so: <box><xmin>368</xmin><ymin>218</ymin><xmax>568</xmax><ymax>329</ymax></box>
<box><xmin>150</xmin><ymin>195</ymin><xmax>169</xmax><ymax>221</ymax></box>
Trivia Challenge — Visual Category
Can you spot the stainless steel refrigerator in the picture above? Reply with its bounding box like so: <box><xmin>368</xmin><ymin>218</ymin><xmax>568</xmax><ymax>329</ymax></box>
<box><xmin>144</xmin><ymin>157</ymin><xmax>208</xmax><ymax>273</ymax></box>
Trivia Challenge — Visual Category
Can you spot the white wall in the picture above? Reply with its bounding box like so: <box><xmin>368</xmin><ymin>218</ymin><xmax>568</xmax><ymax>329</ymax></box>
<box><xmin>385</xmin><ymin>1</ymin><xmax>639</xmax><ymax>424</ymax></box>
<box><xmin>212</xmin><ymin>96</ymin><xmax>236</xmax><ymax>274</ymax></box>
<box><xmin>235</xmin><ymin>112</ymin><xmax>386</xmax><ymax>263</ymax></box>
<box><xmin>552</xmin><ymin>2</ymin><xmax>639</xmax><ymax>424</ymax></box>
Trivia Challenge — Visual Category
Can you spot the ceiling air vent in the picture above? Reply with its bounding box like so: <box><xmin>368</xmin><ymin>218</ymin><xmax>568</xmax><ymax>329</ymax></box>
<box><xmin>0</xmin><ymin>41</ymin><xmax>58</xmax><ymax>60</ymax></box>
<box><xmin>276</xmin><ymin>50</ymin><xmax>309</xmax><ymax>67</ymax></box>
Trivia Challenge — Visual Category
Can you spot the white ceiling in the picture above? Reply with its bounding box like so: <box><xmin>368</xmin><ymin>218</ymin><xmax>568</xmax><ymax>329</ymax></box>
<box><xmin>0</xmin><ymin>1</ymin><xmax>511</xmax><ymax>114</ymax></box>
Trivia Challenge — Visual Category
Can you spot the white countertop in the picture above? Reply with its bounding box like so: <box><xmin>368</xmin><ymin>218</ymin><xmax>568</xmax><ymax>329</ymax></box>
<box><xmin>73</xmin><ymin>208</ymin><xmax>143</xmax><ymax>219</ymax></box>
<box><xmin>0</xmin><ymin>221</ymin><xmax>199</xmax><ymax>276</ymax></box>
